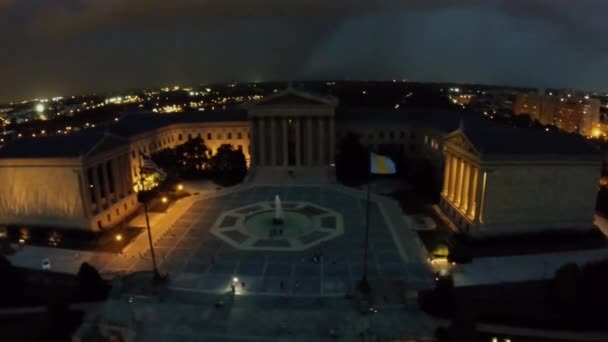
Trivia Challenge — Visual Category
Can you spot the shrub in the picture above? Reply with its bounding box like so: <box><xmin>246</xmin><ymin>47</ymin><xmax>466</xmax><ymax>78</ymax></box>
<box><xmin>551</xmin><ymin>263</ymin><xmax>581</xmax><ymax>311</ymax></box>
<box><xmin>77</xmin><ymin>262</ymin><xmax>110</xmax><ymax>300</ymax></box>
<box><xmin>0</xmin><ymin>255</ymin><xmax>24</xmax><ymax>303</ymax></box>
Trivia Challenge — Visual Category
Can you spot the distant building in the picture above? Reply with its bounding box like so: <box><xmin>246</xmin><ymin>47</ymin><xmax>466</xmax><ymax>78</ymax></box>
<box><xmin>514</xmin><ymin>91</ymin><xmax>600</xmax><ymax>136</ymax></box>
<box><xmin>0</xmin><ymin>88</ymin><xmax>601</xmax><ymax>237</ymax></box>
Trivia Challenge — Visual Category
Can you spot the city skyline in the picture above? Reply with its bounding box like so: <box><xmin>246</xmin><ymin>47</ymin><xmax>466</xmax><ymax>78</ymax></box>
<box><xmin>1</xmin><ymin>1</ymin><xmax>608</xmax><ymax>101</ymax></box>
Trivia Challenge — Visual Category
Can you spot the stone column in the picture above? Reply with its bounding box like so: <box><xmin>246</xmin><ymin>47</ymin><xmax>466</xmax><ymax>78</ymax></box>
<box><xmin>101</xmin><ymin>161</ymin><xmax>112</xmax><ymax>207</ymax></box>
<box><xmin>318</xmin><ymin>117</ymin><xmax>325</xmax><ymax>165</ymax></box>
<box><xmin>123</xmin><ymin>154</ymin><xmax>133</xmax><ymax>195</ymax></box>
<box><xmin>475</xmin><ymin>170</ymin><xmax>486</xmax><ymax>224</ymax></box>
<box><xmin>282</xmin><ymin>118</ymin><xmax>288</xmax><ymax>166</ymax></box>
<box><xmin>460</xmin><ymin>163</ymin><xmax>470</xmax><ymax>211</ymax></box>
<box><xmin>329</xmin><ymin>117</ymin><xmax>335</xmax><ymax>165</ymax></box>
<box><xmin>295</xmin><ymin>118</ymin><xmax>301</xmax><ymax>166</ymax></box>
<box><xmin>453</xmin><ymin>158</ymin><xmax>462</xmax><ymax>205</ymax></box>
<box><xmin>259</xmin><ymin>117</ymin><xmax>266</xmax><ymax>166</ymax></box>
<box><xmin>271</xmin><ymin>117</ymin><xmax>277</xmax><ymax>166</ymax></box>
<box><xmin>467</xmin><ymin>166</ymin><xmax>478</xmax><ymax>218</ymax></box>
<box><xmin>78</xmin><ymin>169</ymin><xmax>93</xmax><ymax>217</ymax></box>
<box><xmin>442</xmin><ymin>153</ymin><xmax>451</xmax><ymax>195</ymax></box>
<box><xmin>110</xmin><ymin>157</ymin><xmax>122</xmax><ymax>199</ymax></box>
<box><xmin>91</xmin><ymin>165</ymin><xmax>102</xmax><ymax>213</ymax></box>
<box><xmin>306</xmin><ymin>116</ymin><xmax>313</xmax><ymax>166</ymax></box>
<box><xmin>448</xmin><ymin>155</ymin><xmax>457</xmax><ymax>201</ymax></box>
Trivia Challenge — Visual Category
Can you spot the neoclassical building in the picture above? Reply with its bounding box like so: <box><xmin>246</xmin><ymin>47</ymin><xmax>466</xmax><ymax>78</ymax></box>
<box><xmin>0</xmin><ymin>88</ymin><xmax>601</xmax><ymax>236</ymax></box>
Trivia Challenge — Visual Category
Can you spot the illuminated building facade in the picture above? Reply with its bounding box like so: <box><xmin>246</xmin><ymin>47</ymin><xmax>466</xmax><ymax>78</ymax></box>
<box><xmin>514</xmin><ymin>91</ymin><xmax>600</xmax><ymax>136</ymax></box>
<box><xmin>0</xmin><ymin>88</ymin><xmax>601</xmax><ymax>236</ymax></box>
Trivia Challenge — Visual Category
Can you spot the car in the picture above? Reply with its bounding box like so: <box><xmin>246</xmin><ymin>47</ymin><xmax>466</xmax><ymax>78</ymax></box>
<box><xmin>41</xmin><ymin>258</ymin><xmax>51</xmax><ymax>271</ymax></box>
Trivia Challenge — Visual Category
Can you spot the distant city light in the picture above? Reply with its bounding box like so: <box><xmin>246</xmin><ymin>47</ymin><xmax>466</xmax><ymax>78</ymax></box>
<box><xmin>35</xmin><ymin>104</ymin><xmax>44</xmax><ymax>112</ymax></box>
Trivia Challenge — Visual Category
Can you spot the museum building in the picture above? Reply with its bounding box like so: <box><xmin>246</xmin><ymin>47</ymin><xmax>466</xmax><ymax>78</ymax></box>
<box><xmin>0</xmin><ymin>88</ymin><xmax>601</xmax><ymax>236</ymax></box>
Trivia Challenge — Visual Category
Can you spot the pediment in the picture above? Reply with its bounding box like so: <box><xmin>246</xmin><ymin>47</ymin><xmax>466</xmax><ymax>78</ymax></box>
<box><xmin>248</xmin><ymin>88</ymin><xmax>338</xmax><ymax>108</ymax></box>
<box><xmin>445</xmin><ymin>131</ymin><xmax>479</xmax><ymax>156</ymax></box>
<box><xmin>85</xmin><ymin>134</ymin><xmax>127</xmax><ymax>157</ymax></box>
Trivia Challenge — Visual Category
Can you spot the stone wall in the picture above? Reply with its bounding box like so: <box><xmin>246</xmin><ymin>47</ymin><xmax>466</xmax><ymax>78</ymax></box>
<box><xmin>0</xmin><ymin>163</ymin><xmax>88</xmax><ymax>229</ymax></box>
<box><xmin>478</xmin><ymin>160</ymin><xmax>601</xmax><ymax>235</ymax></box>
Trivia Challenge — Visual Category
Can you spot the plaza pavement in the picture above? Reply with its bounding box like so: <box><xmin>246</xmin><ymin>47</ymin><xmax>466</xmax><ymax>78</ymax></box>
<box><xmin>7</xmin><ymin>181</ymin><xmax>435</xmax><ymax>296</ymax></box>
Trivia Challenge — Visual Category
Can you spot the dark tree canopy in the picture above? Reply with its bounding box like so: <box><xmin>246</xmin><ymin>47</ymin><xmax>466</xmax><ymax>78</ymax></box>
<box><xmin>210</xmin><ymin>144</ymin><xmax>248</xmax><ymax>186</ymax></box>
<box><xmin>335</xmin><ymin>132</ymin><xmax>369</xmax><ymax>185</ymax></box>
<box><xmin>175</xmin><ymin>137</ymin><xmax>211</xmax><ymax>177</ymax></box>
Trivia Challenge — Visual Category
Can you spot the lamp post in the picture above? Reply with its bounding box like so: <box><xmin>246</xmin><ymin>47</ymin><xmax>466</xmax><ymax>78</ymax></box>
<box><xmin>138</xmin><ymin>157</ymin><xmax>164</xmax><ymax>283</ymax></box>
<box><xmin>357</xmin><ymin>174</ymin><xmax>372</xmax><ymax>295</ymax></box>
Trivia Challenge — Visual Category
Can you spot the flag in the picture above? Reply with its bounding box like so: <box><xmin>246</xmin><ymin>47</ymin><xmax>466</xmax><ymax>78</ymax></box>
<box><xmin>140</xmin><ymin>153</ymin><xmax>160</xmax><ymax>171</ymax></box>
<box><xmin>370</xmin><ymin>152</ymin><xmax>396</xmax><ymax>174</ymax></box>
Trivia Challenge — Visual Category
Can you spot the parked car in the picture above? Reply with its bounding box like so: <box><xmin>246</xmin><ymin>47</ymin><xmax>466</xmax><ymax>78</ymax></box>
<box><xmin>41</xmin><ymin>258</ymin><xmax>51</xmax><ymax>271</ymax></box>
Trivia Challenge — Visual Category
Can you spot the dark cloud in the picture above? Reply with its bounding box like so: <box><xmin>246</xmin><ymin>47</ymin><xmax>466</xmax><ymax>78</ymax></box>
<box><xmin>0</xmin><ymin>1</ymin><xmax>607</xmax><ymax>101</ymax></box>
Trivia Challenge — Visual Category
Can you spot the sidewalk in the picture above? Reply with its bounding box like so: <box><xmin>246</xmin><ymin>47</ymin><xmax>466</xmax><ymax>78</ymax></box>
<box><xmin>452</xmin><ymin>246</ymin><xmax>608</xmax><ymax>286</ymax></box>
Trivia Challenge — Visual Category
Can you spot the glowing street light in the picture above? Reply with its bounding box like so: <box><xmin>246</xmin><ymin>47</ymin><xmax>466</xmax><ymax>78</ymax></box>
<box><xmin>161</xmin><ymin>196</ymin><xmax>168</xmax><ymax>203</ymax></box>
<box><xmin>115</xmin><ymin>234</ymin><xmax>123</xmax><ymax>242</ymax></box>
<box><xmin>177</xmin><ymin>184</ymin><xmax>184</xmax><ymax>191</ymax></box>
<box><xmin>35</xmin><ymin>104</ymin><xmax>44</xmax><ymax>112</ymax></box>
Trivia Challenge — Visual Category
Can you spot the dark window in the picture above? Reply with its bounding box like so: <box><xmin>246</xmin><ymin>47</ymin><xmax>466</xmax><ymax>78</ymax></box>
<box><xmin>238</xmin><ymin>145</ymin><xmax>242</xmax><ymax>150</ymax></box>
<box><xmin>116</xmin><ymin>208</ymin><xmax>119</xmax><ymax>216</ymax></box>
<box><xmin>107</xmin><ymin>214</ymin><xmax>111</xmax><ymax>222</ymax></box>
<box><xmin>228</xmin><ymin>133</ymin><xmax>232</xmax><ymax>140</ymax></box>
<box><xmin>207</xmin><ymin>133</ymin><xmax>212</xmax><ymax>140</ymax></box>
<box><xmin>188</xmin><ymin>133</ymin><xmax>192</xmax><ymax>140</ymax></box>
<box><xmin>237</xmin><ymin>132</ymin><xmax>242</xmax><ymax>139</ymax></box>
<box><xmin>197</xmin><ymin>133</ymin><xmax>201</xmax><ymax>139</ymax></box>
<box><xmin>131</xmin><ymin>151</ymin><xmax>135</xmax><ymax>158</ymax></box>
<box><xmin>97</xmin><ymin>220</ymin><xmax>102</xmax><ymax>230</ymax></box>
<box><xmin>178</xmin><ymin>134</ymin><xmax>182</xmax><ymax>141</ymax></box>
<box><xmin>389</xmin><ymin>131</ymin><xmax>395</xmax><ymax>139</ymax></box>
<box><xmin>400</xmin><ymin>131</ymin><xmax>405</xmax><ymax>138</ymax></box>
<box><xmin>379</xmin><ymin>131</ymin><xmax>385</xmax><ymax>139</ymax></box>
<box><xmin>124</xmin><ymin>203</ymin><xmax>127</xmax><ymax>210</ymax></box>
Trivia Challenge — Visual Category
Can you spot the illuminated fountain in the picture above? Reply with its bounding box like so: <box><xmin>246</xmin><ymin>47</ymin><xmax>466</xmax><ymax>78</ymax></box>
<box><xmin>273</xmin><ymin>195</ymin><xmax>284</xmax><ymax>225</ymax></box>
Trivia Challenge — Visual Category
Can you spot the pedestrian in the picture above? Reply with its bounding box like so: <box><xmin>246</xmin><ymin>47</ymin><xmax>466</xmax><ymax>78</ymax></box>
<box><xmin>241</xmin><ymin>281</ymin><xmax>245</xmax><ymax>289</ymax></box>
<box><xmin>230</xmin><ymin>283</ymin><xmax>235</xmax><ymax>293</ymax></box>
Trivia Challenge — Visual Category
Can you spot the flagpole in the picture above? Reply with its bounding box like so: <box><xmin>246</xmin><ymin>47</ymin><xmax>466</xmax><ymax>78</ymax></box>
<box><xmin>139</xmin><ymin>152</ymin><xmax>162</xmax><ymax>283</ymax></box>
<box><xmin>358</xmin><ymin>159</ymin><xmax>372</xmax><ymax>294</ymax></box>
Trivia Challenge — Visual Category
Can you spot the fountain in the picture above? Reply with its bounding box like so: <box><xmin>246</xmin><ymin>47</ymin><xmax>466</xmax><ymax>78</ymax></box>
<box><xmin>273</xmin><ymin>195</ymin><xmax>284</xmax><ymax>225</ymax></box>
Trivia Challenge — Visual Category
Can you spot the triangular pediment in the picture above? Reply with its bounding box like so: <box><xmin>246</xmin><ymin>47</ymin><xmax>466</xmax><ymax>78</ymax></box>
<box><xmin>445</xmin><ymin>130</ymin><xmax>480</xmax><ymax>156</ymax></box>
<box><xmin>247</xmin><ymin>88</ymin><xmax>338</xmax><ymax>108</ymax></box>
<box><xmin>85</xmin><ymin>134</ymin><xmax>127</xmax><ymax>157</ymax></box>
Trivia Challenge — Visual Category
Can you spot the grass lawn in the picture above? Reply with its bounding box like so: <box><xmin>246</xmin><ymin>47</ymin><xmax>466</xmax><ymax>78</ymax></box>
<box><xmin>420</xmin><ymin>280</ymin><xmax>608</xmax><ymax>331</ymax></box>
<box><xmin>0</xmin><ymin>310</ymin><xmax>85</xmax><ymax>342</ymax></box>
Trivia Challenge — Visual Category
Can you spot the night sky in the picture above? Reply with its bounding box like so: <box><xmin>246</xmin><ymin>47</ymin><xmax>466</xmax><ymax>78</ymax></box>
<box><xmin>1</xmin><ymin>0</ymin><xmax>607</xmax><ymax>102</ymax></box>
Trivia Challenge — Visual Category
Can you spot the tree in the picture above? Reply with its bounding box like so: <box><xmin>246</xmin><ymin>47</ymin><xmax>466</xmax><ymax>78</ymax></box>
<box><xmin>335</xmin><ymin>132</ymin><xmax>369</xmax><ymax>185</ymax></box>
<box><xmin>77</xmin><ymin>262</ymin><xmax>110</xmax><ymax>300</ymax></box>
<box><xmin>175</xmin><ymin>137</ymin><xmax>211</xmax><ymax>178</ymax></box>
<box><xmin>513</xmin><ymin>113</ymin><xmax>533</xmax><ymax>127</ymax></box>
<box><xmin>152</xmin><ymin>148</ymin><xmax>179</xmax><ymax>176</ymax></box>
<box><xmin>0</xmin><ymin>255</ymin><xmax>24</xmax><ymax>304</ymax></box>
<box><xmin>210</xmin><ymin>144</ymin><xmax>248</xmax><ymax>186</ymax></box>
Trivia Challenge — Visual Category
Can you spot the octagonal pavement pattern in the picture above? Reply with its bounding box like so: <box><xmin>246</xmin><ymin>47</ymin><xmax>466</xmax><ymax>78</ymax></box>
<box><xmin>138</xmin><ymin>185</ymin><xmax>433</xmax><ymax>297</ymax></box>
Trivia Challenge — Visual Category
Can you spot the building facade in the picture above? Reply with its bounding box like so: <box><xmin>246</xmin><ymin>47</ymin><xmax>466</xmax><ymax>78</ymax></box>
<box><xmin>514</xmin><ymin>91</ymin><xmax>600</xmax><ymax>136</ymax></box>
<box><xmin>0</xmin><ymin>88</ymin><xmax>602</xmax><ymax>236</ymax></box>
